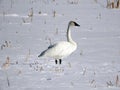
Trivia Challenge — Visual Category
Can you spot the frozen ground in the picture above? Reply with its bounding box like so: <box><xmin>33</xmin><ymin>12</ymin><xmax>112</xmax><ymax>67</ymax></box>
<box><xmin>0</xmin><ymin>0</ymin><xmax>120</xmax><ymax>90</ymax></box>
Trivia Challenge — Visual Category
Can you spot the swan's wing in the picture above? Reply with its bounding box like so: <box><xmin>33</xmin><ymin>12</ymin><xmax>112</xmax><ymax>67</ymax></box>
<box><xmin>38</xmin><ymin>41</ymin><xmax>76</xmax><ymax>59</ymax></box>
<box><xmin>44</xmin><ymin>42</ymin><xmax>74</xmax><ymax>58</ymax></box>
<box><xmin>38</xmin><ymin>44</ymin><xmax>57</xmax><ymax>57</ymax></box>
<box><xmin>38</xmin><ymin>50</ymin><xmax>46</xmax><ymax>57</ymax></box>
<box><xmin>48</xmin><ymin>44</ymin><xmax>56</xmax><ymax>49</ymax></box>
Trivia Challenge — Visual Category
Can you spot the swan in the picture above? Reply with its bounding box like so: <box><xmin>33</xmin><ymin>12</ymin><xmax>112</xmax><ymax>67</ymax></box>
<box><xmin>38</xmin><ymin>21</ymin><xmax>80</xmax><ymax>64</ymax></box>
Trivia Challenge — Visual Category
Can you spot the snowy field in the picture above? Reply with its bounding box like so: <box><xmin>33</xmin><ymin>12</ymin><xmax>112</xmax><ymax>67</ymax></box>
<box><xmin>0</xmin><ymin>0</ymin><xmax>120</xmax><ymax>90</ymax></box>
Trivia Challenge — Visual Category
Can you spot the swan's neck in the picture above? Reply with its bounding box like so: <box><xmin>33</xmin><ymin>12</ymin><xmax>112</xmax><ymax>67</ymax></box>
<box><xmin>67</xmin><ymin>26</ymin><xmax>76</xmax><ymax>45</ymax></box>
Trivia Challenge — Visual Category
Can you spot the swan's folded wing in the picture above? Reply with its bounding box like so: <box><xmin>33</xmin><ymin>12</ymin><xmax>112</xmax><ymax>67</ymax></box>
<box><xmin>38</xmin><ymin>44</ymin><xmax>57</xmax><ymax>57</ymax></box>
<box><xmin>38</xmin><ymin>41</ymin><xmax>76</xmax><ymax>59</ymax></box>
<box><xmin>48</xmin><ymin>44</ymin><xmax>56</xmax><ymax>49</ymax></box>
<box><xmin>45</xmin><ymin>41</ymin><xmax>75</xmax><ymax>58</ymax></box>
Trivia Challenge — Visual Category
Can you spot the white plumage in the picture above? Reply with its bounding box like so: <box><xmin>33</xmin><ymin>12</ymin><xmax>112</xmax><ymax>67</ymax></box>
<box><xmin>38</xmin><ymin>21</ymin><xmax>80</xmax><ymax>64</ymax></box>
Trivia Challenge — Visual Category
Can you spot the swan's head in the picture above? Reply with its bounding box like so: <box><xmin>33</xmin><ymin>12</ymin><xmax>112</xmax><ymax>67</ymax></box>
<box><xmin>69</xmin><ymin>21</ymin><xmax>80</xmax><ymax>27</ymax></box>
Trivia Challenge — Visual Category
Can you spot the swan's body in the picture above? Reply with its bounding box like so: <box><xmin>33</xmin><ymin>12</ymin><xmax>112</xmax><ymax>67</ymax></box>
<box><xmin>38</xmin><ymin>21</ymin><xmax>80</xmax><ymax>64</ymax></box>
<box><xmin>40</xmin><ymin>41</ymin><xmax>77</xmax><ymax>59</ymax></box>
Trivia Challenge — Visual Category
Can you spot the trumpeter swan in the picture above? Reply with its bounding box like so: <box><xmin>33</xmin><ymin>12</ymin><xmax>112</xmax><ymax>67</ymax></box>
<box><xmin>38</xmin><ymin>21</ymin><xmax>80</xmax><ymax>64</ymax></box>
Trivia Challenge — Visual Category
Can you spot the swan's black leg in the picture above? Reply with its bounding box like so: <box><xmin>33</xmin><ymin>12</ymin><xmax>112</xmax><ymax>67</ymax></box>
<box><xmin>55</xmin><ymin>59</ymin><xmax>58</xmax><ymax>64</ymax></box>
<box><xmin>59</xmin><ymin>59</ymin><xmax>62</xmax><ymax>64</ymax></box>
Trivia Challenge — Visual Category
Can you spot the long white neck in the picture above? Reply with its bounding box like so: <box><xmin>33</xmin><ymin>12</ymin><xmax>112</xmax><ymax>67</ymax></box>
<box><xmin>67</xmin><ymin>25</ymin><xmax>76</xmax><ymax>45</ymax></box>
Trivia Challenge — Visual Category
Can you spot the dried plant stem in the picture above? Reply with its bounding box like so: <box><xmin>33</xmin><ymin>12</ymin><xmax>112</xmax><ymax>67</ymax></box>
<box><xmin>5</xmin><ymin>70</ymin><xmax>10</xmax><ymax>87</ymax></box>
<box><xmin>106</xmin><ymin>81</ymin><xmax>113</xmax><ymax>87</ymax></box>
<box><xmin>1</xmin><ymin>41</ymin><xmax>11</xmax><ymax>50</ymax></box>
<box><xmin>2</xmin><ymin>56</ymin><xmax>10</xmax><ymax>69</ymax></box>
<box><xmin>116</xmin><ymin>0</ymin><xmax>120</xmax><ymax>8</ymax></box>
<box><xmin>83</xmin><ymin>67</ymin><xmax>87</xmax><ymax>75</ymax></box>
<box><xmin>28</xmin><ymin>8</ymin><xmax>33</xmax><ymax>22</ymax></box>
<box><xmin>90</xmin><ymin>79</ymin><xmax>96</xmax><ymax>88</ymax></box>
<box><xmin>11</xmin><ymin>0</ymin><xmax>13</xmax><ymax>8</ymax></box>
<box><xmin>116</xmin><ymin>75</ymin><xmax>119</xmax><ymax>87</ymax></box>
<box><xmin>25</xmin><ymin>49</ymin><xmax>31</xmax><ymax>61</ymax></box>
<box><xmin>1</xmin><ymin>44</ymin><xmax>5</xmax><ymax>50</ymax></box>
<box><xmin>106</xmin><ymin>0</ymin><xmax>120</xmax><ymax>8</ymax></box>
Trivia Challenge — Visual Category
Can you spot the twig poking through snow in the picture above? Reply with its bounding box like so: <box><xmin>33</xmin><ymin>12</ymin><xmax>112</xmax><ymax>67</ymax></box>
<box><xmin>90</xmin><ymin>79</ymin><xmax>96</xmax><ymax>88</ymax></box>
<box><xmin>5</xmin><ymin>71</ymin><xmax>10</xmax><ymax>87</ymax></box>
<box><xmin>2</xmin><ymin>57</ymin><xmax>11</xmax><ymax>87</ymax></box>
<box><xmin>106</xmin><ymin>81</ymin><xmax>113</xmax><ymax>87</ymax></box>
<box><xmin>28</xmin><ymin>8</ymin><xmax>33</xmax><ymax>22</ymax></box>
<box><xmin>116</xmin><ymin>75</ymin><xmax>120</xmax><ymax>87</ymax></box>
<box><xmin>25</xmin><ymin>49</ymin><xmax>31</xmax><ymax>62</ymax></box>
<box><xmin>82</xmin><ymin>67</ymin><xmax>87</xmax><ymax>76</ymax></box>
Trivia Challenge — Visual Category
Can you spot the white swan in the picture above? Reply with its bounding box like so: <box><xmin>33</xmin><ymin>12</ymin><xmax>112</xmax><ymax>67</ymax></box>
<box><xmin>38</xmin><ymin>21</ymin><xmax>80</xmax><ymax>64</ymax></box>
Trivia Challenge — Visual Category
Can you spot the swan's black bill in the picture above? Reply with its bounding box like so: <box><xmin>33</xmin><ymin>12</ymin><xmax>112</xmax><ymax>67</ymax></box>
<box><xmin>74</xmin><ymin>22</ymin><xmax>80</xmax><ymax>27</ymax></box>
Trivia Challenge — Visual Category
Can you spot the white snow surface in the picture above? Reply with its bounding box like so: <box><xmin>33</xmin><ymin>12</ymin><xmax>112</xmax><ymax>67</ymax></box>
<box><xmin>0</xmin><ymin>0</ymin><xmax>120</xmax><ymax>90</ymax></box>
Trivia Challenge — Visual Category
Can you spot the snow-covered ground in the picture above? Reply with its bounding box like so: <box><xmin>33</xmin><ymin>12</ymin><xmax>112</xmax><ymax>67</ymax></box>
<box><xmin>0</xmin><ymin>0</ymin><xmax>120</xmax><ymax>90</ymax></box>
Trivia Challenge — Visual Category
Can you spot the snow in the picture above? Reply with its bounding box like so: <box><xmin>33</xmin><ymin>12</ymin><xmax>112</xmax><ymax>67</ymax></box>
<box><xmin>0</xmin><ymin>0</ymin><xmax>120</xmax><ymax>90</ymax></box>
